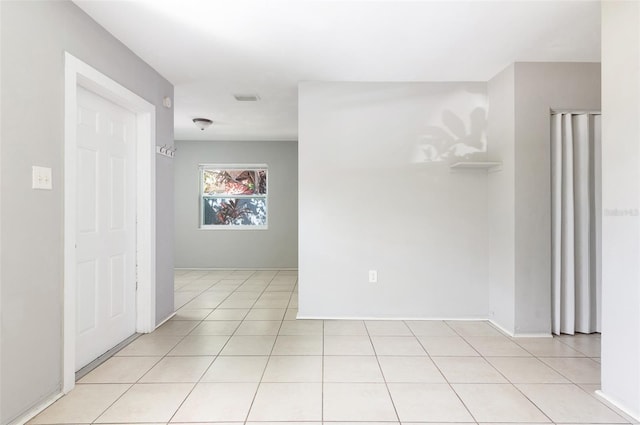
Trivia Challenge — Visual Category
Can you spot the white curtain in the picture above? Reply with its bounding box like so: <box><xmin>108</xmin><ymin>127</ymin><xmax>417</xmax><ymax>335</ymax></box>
<box><xmin>551</xmin><ymin>112</ymin><xmax>601</xmax><ymax>335</ymax></box>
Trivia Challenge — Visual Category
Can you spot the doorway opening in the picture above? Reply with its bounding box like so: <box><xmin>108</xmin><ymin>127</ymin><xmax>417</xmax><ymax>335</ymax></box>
<box><xmin>550</xmin><ymin>110</ymin><xmax>602</xmax><ymax>336</ymax></box>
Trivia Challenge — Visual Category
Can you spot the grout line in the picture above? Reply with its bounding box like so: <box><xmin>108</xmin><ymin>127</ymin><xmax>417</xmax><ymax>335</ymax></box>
<box><xmin>364</xmin><ymin>321</ymin><xmax>402</xmax><ymax>423</ymax></box>
<box><xmin>408</xmin><ymin>320</ymin><xmax>479</xmax><ymax>424</ymax></box>
<box><xmin>508</xmin><ymin>383</ymin><xmax>555</xmax><ymax>424</ymax></box>
<box><xmin>241</xmin><ymin>272</ymin><xmax>286</xmax><ymax>424</ymax></box>
<box><xmin>85</xmin><ymin>302</ymin><xmax>220</xmax><ymax>425</ymax></box>
<box><xmin>442</xmin><ymin>322</ymin><xmax>484</xmax><ymax>357</ymax></box>
<box><xmin>535</xmin><ymin>356</ymin><xmax>600</xmax><ymax>385</ymax></box>
<box><xmin>75</xmin><ymin>333</ymin><xmax>142</xmax><ymax>381</ymax></box>
<box><xmin>83</xmin><ymin>272</ymin><xmax>288</xmax><ymax>423</ymax></box>
<box><xmin>440</xmin><ymin>322</ymin><xmax>559</xmax><ymax>423</ymax></box>
<box><xmin>165</xmin><ymin>270</ymin><xmax>263</xmax><ymax>424</ymax></box>
<box><xmin>58</xmin><ymin>269</ymin><xmax>608</xmax><ymax>425</ymax></box>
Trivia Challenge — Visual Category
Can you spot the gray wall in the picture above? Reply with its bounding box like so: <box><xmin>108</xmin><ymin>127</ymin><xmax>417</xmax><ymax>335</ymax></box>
<box><xmin>156</xmin><ymin>153</ymin><xmax>175</xmax><ymax>323</ymax></box>
<box><xmin>487</xmin><ymin>64</ymin><xmax>516</xmax><ymax>333</ymax></box>
<box><xmin>513</xmin><ymin>62</ymin><xmax>601</xmax><ymax>334</ymax></box>
<box><xmin>600</xmin><ymin>1</ymin><xmax>640</xmax><ymax>417</ymax></box>
<box><xmin>174</xmin><ymin>140</ymin><xmax>298</xmax><ymax>269</ymax></box>
<box><xmin>0</xmin><ymin>2</ymin><xmax>174</xmax><ymax>423</ymax></box>
<box><xmin>299</xmin><ymin>82</ymin><xmax>490</xmax><ymax>319</ymax></box>
<box><xmin>487</xmin><ymin>62</ymin><xmax>601</xmax><ymax>335</ymax></box>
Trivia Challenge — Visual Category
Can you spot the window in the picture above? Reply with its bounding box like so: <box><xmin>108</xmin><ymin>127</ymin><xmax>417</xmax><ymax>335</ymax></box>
<box><xmin>200</xmin><ymin>165</ymin><xmax>268</xmax><ymax>229</ymax></box>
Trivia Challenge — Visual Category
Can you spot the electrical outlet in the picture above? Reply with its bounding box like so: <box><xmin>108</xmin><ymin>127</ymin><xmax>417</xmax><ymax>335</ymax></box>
<box><xmin>32</xmin><ymin>166</ymin><xmax>52</xmax><ymax>190</ymax></box>
<box><xmin>368</xmin><ymin>270</ymin><xmax>378</xmax><ymax>283</ymax></box>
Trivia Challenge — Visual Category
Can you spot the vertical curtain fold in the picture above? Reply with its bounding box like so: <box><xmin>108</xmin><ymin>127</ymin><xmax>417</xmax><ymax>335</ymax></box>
<box><xmin>551</xmin><ymin>112</ymin><xmax>601</xmax><ymax>335</ymax></box>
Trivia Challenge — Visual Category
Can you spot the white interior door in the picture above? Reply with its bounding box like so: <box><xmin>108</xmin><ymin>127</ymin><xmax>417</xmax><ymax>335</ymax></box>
<box><xmin>75</xmin><ymin>86</ymin><xmax>137</xmax><ymax>370</ymax></box>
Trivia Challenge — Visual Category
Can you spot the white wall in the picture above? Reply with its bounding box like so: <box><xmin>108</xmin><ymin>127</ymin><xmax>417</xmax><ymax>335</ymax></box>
<box><xmin>174</xmin><ymin>140</ymin><xmax>298</xmax><ymax>269</ymax></box>
<box><xmin>0</xmin><ymin>2</ymin><xmax>174</xmax><ymax>423</ymax></box>
<box><xmin>488</xmin><ymin>65</ymin><xmax>516</xmax><ymax>333</ymax></box>
<box><xmin>487</xmin><ymin>62</ymin><xmax>601</xmax><ymax>335</ymax></box>
<box><xmin>600</xmin><ymin>1</ymin><xmax>640</xmax><ymax>419</ymax></box>
<box><xmin>299</xmin><ymin>82</ymin><xmax>489</xmax><ymax>319</ymax></box>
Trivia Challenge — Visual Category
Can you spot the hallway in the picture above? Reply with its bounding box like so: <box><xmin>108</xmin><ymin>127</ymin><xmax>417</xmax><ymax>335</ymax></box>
<box><xmin>29</xmin><ymin>270</ymin><xmax>628</xmax><ymax>424</ymax></box>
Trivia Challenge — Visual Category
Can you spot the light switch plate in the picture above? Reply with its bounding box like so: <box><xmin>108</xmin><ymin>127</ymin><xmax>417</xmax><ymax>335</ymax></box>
<box><xmin>368</xmin><ymin>270</ymin><xmax>378</xmax><ymax>283</ymax></box>
<box><xmin>32</xmin><ymin>166</ymin><xmax>52</xmax><ymax>190</ymax></box>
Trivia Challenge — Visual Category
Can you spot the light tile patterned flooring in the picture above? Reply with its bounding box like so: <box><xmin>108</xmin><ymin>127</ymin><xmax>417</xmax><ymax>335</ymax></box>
<box><xmin>30</xmin><ymin>269</ymin><xmax>634</xmax><ymax>424</ymax></box>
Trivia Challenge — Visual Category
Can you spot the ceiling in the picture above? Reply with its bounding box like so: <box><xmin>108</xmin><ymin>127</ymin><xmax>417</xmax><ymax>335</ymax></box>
<box><xmin>74</xmin><ymin>0</ymin><xmax>600</xmax><ymax>142</ymax></box>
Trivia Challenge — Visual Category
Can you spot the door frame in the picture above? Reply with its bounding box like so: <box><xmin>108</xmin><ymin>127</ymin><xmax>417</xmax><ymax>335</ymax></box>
<box><xmin>63</xmin><ymin>53</ymin><xmax>156</xmax><ymax>392</ymax></box>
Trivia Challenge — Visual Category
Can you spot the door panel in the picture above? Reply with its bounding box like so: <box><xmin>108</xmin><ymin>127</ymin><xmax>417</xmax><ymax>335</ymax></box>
<box><xmin>75</xmin><ymin>86</ymin><xmax>137</xmax><ymax>370</ymax></box>
<box><xmin>110</xmin><ymin>157</ymin><xmax>126</xmax><ymax>230</ymax></box>
<box><xmin>109</xmin><ymin>254</ymin><xmax>126</xmax><ymax>318</ymax></box>
<box><xmin>76</xmin><ymin>260</ymin><xmax>97</xmax><ymax>335</ymax></box>
<box><xmin>77</xmin><ymin>148</ymin><xmax>98</xmax><ymax>234</ymax></box>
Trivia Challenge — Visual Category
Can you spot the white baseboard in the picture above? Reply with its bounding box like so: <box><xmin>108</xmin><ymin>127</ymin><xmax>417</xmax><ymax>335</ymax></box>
<box><xmin>488</xmin><ymin>319</ymin><xmax>552</xmax><ymax>338</ymax></box>
<box><xmin>513</xmin><ymin>332</ymin><xmax>553</xmax><ymax>338</ymax></box>
<box><xmin>174</xmin><ymin>267</ymin><xmax>298</xmax><ymax>271</ymax></box>
<box><xmin>9</xmin><ymin>392</ymin><xmax>63</xmax><ymax>425</ymax></box>
<box><xmin>296</xmin><ymin>315</ymin><xmax>488</xmax><ymax>321</ymax></box>
<box><xmin>155</xmin><ymin>312</ymin><xmax>176</xmax><ymax>329</ymax></box>
<box><xmin>595</xmin><ymin>390</ymin><xmax>640</xmax><ymax>422</ymax></box>
<box><xmin>488</xmin><ymin>319</ymin><xmax>515</xmax><ymax>336</ymax></box>
<box><xmin>295</xmin><ymin>316</ymin><xmax>552</xmax><ymax>338</ymax></box>
<box><xmin>8</xmin><ymin>309</ymin><xmax>179</xmax><ymax>425</ymax></box>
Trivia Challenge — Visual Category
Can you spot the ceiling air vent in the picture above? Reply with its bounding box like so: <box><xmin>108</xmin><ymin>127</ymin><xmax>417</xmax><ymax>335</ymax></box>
<box><xmin>234</xmin><ymin>94</ymin><xmax>261</xmax><ymax>102</ymax></box>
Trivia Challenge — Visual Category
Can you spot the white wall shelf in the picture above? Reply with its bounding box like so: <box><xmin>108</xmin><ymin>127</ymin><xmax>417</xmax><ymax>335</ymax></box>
<box><xmin>449</xmin><ymin>161</ymin><xmax>502</xmax><ymax>172</ymax></box>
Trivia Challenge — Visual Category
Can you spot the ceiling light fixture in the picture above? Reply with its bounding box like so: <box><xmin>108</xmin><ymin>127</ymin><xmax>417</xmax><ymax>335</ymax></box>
<box><xmin>192</xmin><ymin>118</ymin><xmax>213</xmax><ymax>130</ymax></box>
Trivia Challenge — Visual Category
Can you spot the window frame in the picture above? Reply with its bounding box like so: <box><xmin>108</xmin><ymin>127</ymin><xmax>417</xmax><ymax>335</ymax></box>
<box><xmin>199</xmin><ymin>163</ymin><xmax>269</xmax><ymax>230</ymax></box>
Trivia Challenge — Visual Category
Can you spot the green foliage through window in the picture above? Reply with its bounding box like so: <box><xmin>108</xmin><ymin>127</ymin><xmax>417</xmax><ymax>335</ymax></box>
<box><xmin>200</xmin><ymin>166</ymin><xmax>268</xmax><ymax>228</ymax></box>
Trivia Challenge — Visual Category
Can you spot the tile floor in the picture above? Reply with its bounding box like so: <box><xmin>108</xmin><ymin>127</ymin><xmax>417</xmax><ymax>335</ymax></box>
<box><xmin>30</xmin><ymin>269</ymin><xmax>634</xmax><ymax>425</ymax></box>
